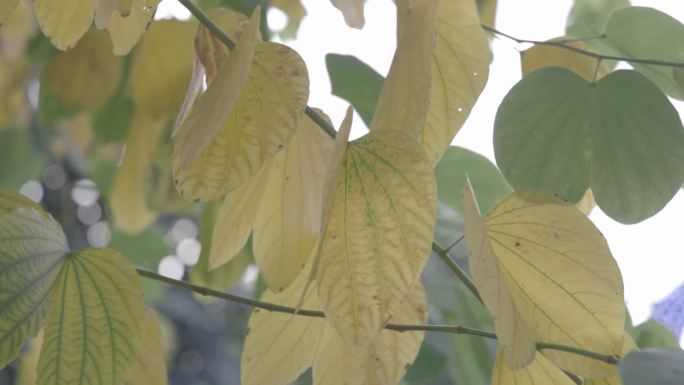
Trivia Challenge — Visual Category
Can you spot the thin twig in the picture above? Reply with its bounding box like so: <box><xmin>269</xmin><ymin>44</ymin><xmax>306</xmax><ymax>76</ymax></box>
<box><xmin>482</xmin><ymin>24</ymin><xmax>684</xmax><ymax>68</ymax></box>
<box><xmin>136</xmin><ymin>268</ymin><xmax>619</xmax><ymax>365</ymax></box>
<box><xmin>431</xmin><ymin>241</ymin><xmax>483</xmax><ymax>304</ymax></box>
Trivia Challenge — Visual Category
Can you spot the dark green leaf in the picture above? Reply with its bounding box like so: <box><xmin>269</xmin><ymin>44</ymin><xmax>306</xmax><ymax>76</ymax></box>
<box><xmin>38</xmin><ymin>81</ymin><xmax>79</xmax><ymax>125</ymax></box>
<box><xmin>0</xmin><ymin>129</ymin><xmax>44</xmax><ymax>189</ymax></box>
<box><xmin>92</xmin><ymin>94</ymin><xmax>134</xmax><ymax>143</ymax></box>
<box><xmin>494</xmin><ymin>68</ymin><xmax>684</xmax><ymax>223</ymax></box>
<box><xmin>630</xmin><ymin>320</ymin><xmax>681</xmax><ymax>349</ymax></box>
<box><xmin>326</xmin><ymin>53</ymin><xmax>383</xmax><ymax>127</ymax></box>
<box><xmin>619</xmin><ymin>349</ymin><xmax>684</xmax><ymax>385</ymax></box>
<box><xmin>404</xmin><ymin>342</ymin><xmax>447</xmax><ymax>383</ymax></box>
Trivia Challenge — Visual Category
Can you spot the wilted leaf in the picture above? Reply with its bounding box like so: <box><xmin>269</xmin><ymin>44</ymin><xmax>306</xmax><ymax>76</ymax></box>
<box><xmin>0</xmin><ymin>207</ymin><xmax>68</xmax><ymax>368</ymax></box>
<box><xmin>330</xmin><ymin>0</ymin><xmax>365</xmax><ymax>29</ymax></box>
<box><xmin>491</xmin><ymin>349</ymin><xmax>576</xmax><ymax>385</ymax></box>
<box><xmin>174</xmin><ymin>9</ymin><xmax>261</xmax><ymax>168</ymax></box>
<box><xmin>463</xmin><ymin>180</ymin><xmax>536</xmax><ymax>369</ymax></box>
<box><xmin>37</xmin><ymin>248</ymin><xmax>144</xmax><ymax>385</ymax></box>
<box><xmin>128</xmin><ymin>20</ymin><xmax>196</xmax><ymax>116</ymax></box>
<box><xmin>125</xmin><ymin>309</ymin><xmax>168</xmax><ymax>385</ymax></box>
<box><xmin>465</xmin><ymin>181</ymin><xmax>625</xmax><ymax>377</ymax></box>
<box><xmin>208</xmin><ymin>161</ymin><xmax>272</xmax><ymax>270</ymax></box>
<box><xmin>371</xmin><ymin>0</ymin><xmax>436</xmax><ymax>136</ymax></box>
<box><xmin>44</xmin><ymin>28</ymin><xmax>123</xmax><ymax>111</ymax></box>
<box><xmin>110</xmin><ymin>111</ymin><xmax>168</xmax><ymax>234</ymax></box>
<box><xmin>241</xmin><ymin>267</ymin><xmax>324</xmax><ymax>385</ymax></box>
<box><xmin>173</xmin><ymin>42</ymin><xmax>309</xmax><ymax>202</ymax></box>
<box><xmin>195</xmin><ymin>7</ymin><xmax>250</xmax><ymax>84</ymax></box>
<box><xmin>34</xmin><ymin>0</ymin><xmax>92</xmax><ymax>49</ymax></box>
<box><xmin>253</xmin><ymin>109</ymin><xmax>334</xmax><ymax>292</ymax></box>
<box><xmin>494</xmin><ymin>68</ymin><xmax>684</xmax><ymax>223</ymax></box>
<box><xmin>317</xmin><ymin>129</ymin><xmax>436</xmax><ymax>346</ymax></box>
<box><xmin>619</xmin><ymin>349</ymin><xmax>684</xmax><ymax>385</ymax></box>
<box><xmin>313</xmin><ymin>281</ymin><xmax>428</xmax><ymax>385</ymax></box>
<box><xmin>325</xmin><ymin>54</ymin><xmax>383</xmax><ymax>127</ymax></box>
<box><xmin>421</xmin><ymin>0</ymin><xmax>490</xmax><ymax>164</ymax></box>
<box><xmin>107</xmin><ymin>0</ymin><xmax>158</xmax><ymax>55</ymax></box>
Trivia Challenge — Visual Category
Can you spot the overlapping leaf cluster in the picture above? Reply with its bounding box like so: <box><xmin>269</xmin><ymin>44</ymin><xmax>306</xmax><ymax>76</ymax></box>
<box><xmin>2</xmin><ymin>0</ymin><xmax>684</xmax><ymax>384</ymax></box>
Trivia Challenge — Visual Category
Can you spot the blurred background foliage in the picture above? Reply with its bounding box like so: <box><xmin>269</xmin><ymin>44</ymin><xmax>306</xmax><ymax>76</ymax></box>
<box><xmin>0</xmin><ymin>0</ymin><xmax>681</xmax><ymax>384</ymax></box>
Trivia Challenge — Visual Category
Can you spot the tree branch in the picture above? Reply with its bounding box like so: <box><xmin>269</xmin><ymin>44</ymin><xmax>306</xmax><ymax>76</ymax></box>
<box><xmin>431</xmin><ymin>241</ymin><xmax>483</xmax><ymax>304</ymax></box>
<box><xmin>136</xmin><ymin>268</ymin><xmax>619</xmax><ymax>365</ymax></box>
<box><xmin>482</xmin><ymin>24</ymin><xmax>684</xmax><ymax>68</ymax></box>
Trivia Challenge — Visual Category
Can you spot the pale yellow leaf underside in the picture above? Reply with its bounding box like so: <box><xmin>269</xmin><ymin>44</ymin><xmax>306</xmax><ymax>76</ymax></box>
<box><xmin>34</xmin><ymin>0</ymin><xmax>92</xmax><ymax>50</ymax></box>
<box><xmin>421</xmin><ymin>0</ymin><xmax>490</xmax><ymax>165</ymax></box>
<box><xmin>492</xmin><ymin>349</ymin><xmax>576</xmax><ymax>385</ymax></box>
<box><xmin>110</xmin><ymin>111</ymin><xmax>168</xmax><ymax>234</ymax></box>
<box><xmin>174</xmin><ymin>9</ymin><xmax>260</xmax><ymax>167</ymax></box>
<box><xmin>208</xmin><ymin>160</ymin><xmax>272</xmax><ymax>270</ymax></box>
<box><xmin>173</xmin><ymin>42</ymin><xmax>309</xmax><ymax>202</ymax></box>
<box><xmin>317</xmin><ymin>130</ymin><xmax>436</xmax><ymax>346</ymax></box>
<box><xmin>195</xmin><ymin>7</ymin><xmax>250</xmax><ymax>84</ymax></box>
<box><xmin>253</xmin><ymin>110</ymin><xmax>335</xmax><ymax>292</ymax></box>
<box><xmin>128</xmin><ymin>20</ymin><xmax>196</xmax><ymax>116</ymax></box>
<box><xmin>241</xmin><ymin>267</ymin><xmax>324</xmax><ymax>385</ymax></box>
<box><xmin>44</xmin><ymin>28</ymin><xmax>122</xmax><ymax>111</ymax></box>
<box><xmin>371</xmin><ymin>0</ymin><xmax>436</xmax><ymax>136</ymax></box>
<box><xmin>0</xmin><ymin>208</ymin><xmax>68</xmax><ymax>368</ymax></box>
<box><xmin>485</xmin><ymin>191</ymin><xmax>624</xmax><ymax>377</ymax></box>
<box><xmin>313</xmin><ymin>281</ymin><xmax>427</xmax><ymax>385</ymax></box>
<box><xmin>107</xmin><ymin>0</ymin><xmax>158</xmax><ymax>55</ymax></box>
<box><xmin>94</xmin><ymin>0</ymin><xmax>117</xmax><ymax>29</ymax></box>
<box><xmin>37</xmin><ymin>248</ymin><xmax>144</xmax><ymax>385</ymax></box>
<box><xmin>584</xmin><ymin>333</ymin><xmax>637</xmax><ymax>385</ymax></box>
<box><xmin>463</xmin><ymin>180</ymin><xmax>536</xmax><ymax>369</ymax></box>
<box><xmin>330</xmin><ymin>0</ymin><xmax>365</xmax><ymax>28</ymax></box>
<box><xmin>521</xmin><ymin>37</ymin><xmax>610</xmax><ymax>81</ymax></box>
<box><xmin>125</xmin><ymin>309</ymin><xmax>168</xmax><ymax>385</ymax></box>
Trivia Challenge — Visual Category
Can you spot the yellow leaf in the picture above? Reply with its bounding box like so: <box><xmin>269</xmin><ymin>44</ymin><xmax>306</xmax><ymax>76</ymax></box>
<box><xmin>44</xmin><ymin>28</ymin><xmax>123</xmax><ymax>111</ymax></box>
<box><xmin>194</xmin><ymin>7</ymin><xmax>251</xmax><ymax>85</ymax></box>
<box><xmin>1</xmin><ymin>0</ymin><xmax>37</xmax><ymax>60</ymax></box>
<box><xmin>34</xmin><ymin>0</ymin><xmax>92</xmax><ymax>50</ymax></box>
<box><xmin>478</xmin><ymin>0</ymin><xmax>497</xmax><ymax>27</ymax></box>
<box><xmin>330</xmin><ymin>0</ymin><xmax>365</xmax><ymax>28</ymax></box>
<box><xmin>584</xmin><ymin>333</ymin><xmax>637</xmax><ymax>385</ymax></box>
<box><xmin>0</xmin><ymin>187</ymin><xmax>41</xmax><ymax>216</ymax></box>
<box><xmin>128</xmin><ymin>20</ymin><xmax>196</xmax><ymax>116</ymax></box>
<box><xmin>575</xmin><ymin>188</ymin><xmax>596</xmax><ymax>216</ymax></box>
<box><xmin>312</xmin><ymin>281</ymin><xmax>428</xmax><ymax>385</ymax></box>
<box><xmin>110</xmin><ymin>111</ymin><xmax>168</xmax><ymax>234</ymax></box>
<box><xmin>94</xmin><ymin>0</ymin><xmax>118</xmax><ymax>29</ymax></box>
<box><xmin>317</xmin><ymin>129</ymin><xmax>436</xmax><ymax>346</ymax></box>
<box><xmin>125</xmin><ymin>309</ymin><xmax>168</xmax><ymax>385</ymax></box>
<box><xmin>17</xmin><ymin>328</ymin><xmax>43</xmax><ymax>385</ymax></box>
<box><xmin>37</xmin><ymin>248</ymin><xmax>145</xmax><ymax>385</ymax></box>
<box><xmin>270</xmin><ymin>0</ymin><xmax>306</xmax><ymax>37</ymax></box>
<box><xmin>371</xmin><ymin>0</ymin><xmax>436</xmax><ymax>136</ymax></box>
<box><xmin>241</xmin><ymin>266</ymin><xmax>324</xmax><ymax>385</ymax></box>
<box><xmin>464</xmin><ymin>181</ymin><xmax>625</xmax><ymax>377</ymax></box>
<box><xmin>491</xmin><ymin>349</ymin><xmax>576</xmax><ymax>385</ymax></box>
<box><xmin>117</xmin><ymin>0</ymin><xmax>133</xmax><ymax>17</ymax></box>
<box><xmin>190</xmin><ymin>201</ymin><xmax>253</xmax><ymax>294</ymax></box>
<box><xmin>107</xmin><ymin>0</ymin><xmax>158</xmax><ymax>55</ymax></box>
<box><xmin>0</xmin><ymin>0</ymin><xmax>20</xmax><ymax>24</ymax></box>
<box><xmin>173</xmin><ymin>41</ymin><xmax>309</xmax><ymax>202</ymax></box>
<box><xmin>174</xmin><ymin>9</ymin><xmax>260</xmax><ymax>167</ymax></box>
<box><xmin>0</xmin><ymin>207</ymin><xmax>68</xmax><ymax>368</ymax></box>
<box><xmin>253</xmin><ymin>109</ymin><xmax>335</xmax><ymax>292</ymax></box>
<box><xmin>175</xmin><ymin>55</ymin><xmax>205</xmax><ymax>128</ymax></box>
<box><xmin>208</xmin><ymin>161</ymin><xmax>272</xmax><ymax>270</ymax></box>
<box><xmin>463</xmin><ymin>180</ymin><xmax>536</xmax><ymax>369</ymax></box>
<box><xmin>420</xmin><ymin>0</ymin><xmax>490</xmax><ymax>164</ymax></box>
<box><xmin>521</xmin><ymin>37</ymin><xmax>610</xmax><ymax>81</ymax></box>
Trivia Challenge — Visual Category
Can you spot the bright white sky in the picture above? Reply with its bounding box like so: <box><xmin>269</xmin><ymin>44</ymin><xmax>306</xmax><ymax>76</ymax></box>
<box><xmin>158</xmin><ymin>0</ymin><xmax>684</xmax><ymax>330</ymax></box>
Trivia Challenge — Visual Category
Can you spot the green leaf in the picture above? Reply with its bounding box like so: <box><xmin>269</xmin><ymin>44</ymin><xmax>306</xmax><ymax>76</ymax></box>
<box><xmin>0</xmin><ymin>131</ymin><xmax>44</xmax><ymax>189</ymax></box>
<box><xmin>325</xmin><ymin>54</ymin><xmax>383</xmax><ymax>127</ymax></box>
<box><xmin>92</xmin><ymin>93</ymin><xmax>134</xmax><ymax>143</ymax></box>
<box><xmin>566</xmin><ymin>0</ymin><xmax>630</xmax><ymax>36</ymax></box>
<box><xmin>619</xmin><ymin>349</ymin><xmax>684</xmax><ymax>385</ymax></box>
<box><xmin>494</xmin><ymin>68</ymin><xmax>684</xmax><ymax>223</ymax></box>
<box><xmin>37</xmin><ymin>248</ymin><xmax>145</xmax><ymax>385</ymax></box>
<box><xmin>604</xmin><ymin>7</ymin><xmax>684</xmax><ymax>100</ymax></box>
<box><xmin>404</xmin><ymin>342</ymin><xmax>447</xmax><ymax>384</ymax></box>
<box><xmin>0</xmin><ymin>207</ymin><xmax>69</xmax><ymax>368</ymax></box>
<box><xmin>630</xmin><ymin>320</ymin><xmax>681</xmax><ymax>349</ymax></box>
